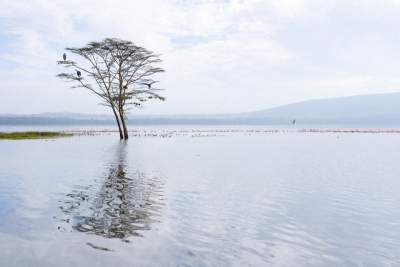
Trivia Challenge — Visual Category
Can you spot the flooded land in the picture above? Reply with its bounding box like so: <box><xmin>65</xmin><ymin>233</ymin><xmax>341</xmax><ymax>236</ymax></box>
<box><xmin>0</xmin><ymin>126</ymin><xmax>400</xmax><ymax>266</ymax></box>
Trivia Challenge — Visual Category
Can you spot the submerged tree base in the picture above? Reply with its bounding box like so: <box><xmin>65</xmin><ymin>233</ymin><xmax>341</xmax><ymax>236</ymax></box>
<box><xmin>0</xmin><ymin>131</ymin><xmax>73</xmax><ymax>140</ymax></box>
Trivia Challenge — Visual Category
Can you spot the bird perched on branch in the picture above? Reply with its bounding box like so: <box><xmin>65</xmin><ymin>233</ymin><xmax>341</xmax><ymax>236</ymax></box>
<box><xmin>63</xmin><ymin>53</ymin><xmax>67</xmax><ymax>61</ymax></box>
<box><xmin>76</xmin><ymin>70</ymin><xmax>81</xmax><ymax>77</ymax></box>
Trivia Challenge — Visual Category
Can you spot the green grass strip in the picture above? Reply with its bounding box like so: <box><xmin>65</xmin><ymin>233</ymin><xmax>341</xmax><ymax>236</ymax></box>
<box><xmin>0</xmin><ymin>131</ymin><xmax>73</xmax><ymax>140</ymax></box>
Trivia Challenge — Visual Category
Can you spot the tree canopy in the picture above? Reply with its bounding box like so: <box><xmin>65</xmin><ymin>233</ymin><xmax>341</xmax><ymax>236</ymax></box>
<box><xmin>57</xmin><ymin>38</ymin><xmax>165</xmax><ymax>139</ymax></box>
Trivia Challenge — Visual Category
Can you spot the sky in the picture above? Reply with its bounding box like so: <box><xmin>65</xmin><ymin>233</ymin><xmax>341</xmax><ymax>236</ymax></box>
<box><xmin>1</xmin><ymin>0</ymin><xmax>400</xmax><ymax>115</ymax></box>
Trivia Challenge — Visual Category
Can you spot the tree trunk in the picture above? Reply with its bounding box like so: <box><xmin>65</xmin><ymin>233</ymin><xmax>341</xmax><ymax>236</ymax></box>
<box><xmin>119</xmin><ymin>109</ymin><xmax>129</xmax><ymax>140</ymax></box>
<box><xmin>121</xmin><ymin>118</ymin><xmax>129</xmax><ymax>140</ymax></box>
<box><xmin>117</xmin><ymin>66</ymin><xmax>128</xmax><ymax>140</ymax></box>
<box><xmin>111</xmin><ymin>105</ymin><xmax>124</xmax><ymax>139</ymax></box>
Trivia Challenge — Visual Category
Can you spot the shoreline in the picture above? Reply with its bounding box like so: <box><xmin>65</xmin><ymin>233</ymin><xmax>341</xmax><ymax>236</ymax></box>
<box><xmin>0</xmin><ymin>131</ymin><xmax>73</xmax><ymax>140</ymax></box>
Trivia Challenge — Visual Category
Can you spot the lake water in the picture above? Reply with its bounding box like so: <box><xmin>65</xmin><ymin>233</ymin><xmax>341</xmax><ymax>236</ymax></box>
<box><xmin>1</xmin><ymin>127</ymin><xmax>400</xmax><ymax>266</ymax></box>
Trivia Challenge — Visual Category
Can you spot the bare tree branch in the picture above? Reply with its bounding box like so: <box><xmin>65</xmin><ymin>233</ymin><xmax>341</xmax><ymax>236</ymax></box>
<box><xmin>57</xmin><ymin>38</ymin><xmax>165</xmax><ymax>139</ymax></box>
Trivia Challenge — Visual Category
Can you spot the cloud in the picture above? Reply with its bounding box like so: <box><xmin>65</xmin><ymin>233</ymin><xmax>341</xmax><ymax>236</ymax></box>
<box><xmin>0</xmin><ymin>0</ymin><xmax>400</xmax><ymax>114</ymax></box>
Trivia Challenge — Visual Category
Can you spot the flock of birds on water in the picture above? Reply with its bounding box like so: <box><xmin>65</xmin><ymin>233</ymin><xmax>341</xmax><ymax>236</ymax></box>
<box><xmin>63</xmin><ymin>128</ymin><xmax>400</xmax><ymax>138</ymax></box>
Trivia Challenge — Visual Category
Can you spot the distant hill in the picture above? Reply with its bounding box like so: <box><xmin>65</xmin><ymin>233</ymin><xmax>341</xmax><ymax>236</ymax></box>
<box><xmin>235</xmin><ymin>92</ymin><xmax>400</xmax><ymax>125</ymax></box>
<box><xmin>1</xmin><ymin>92</ymin><xmax>400</xmax><ymax>126</ymax></box>
<box><xmin>244</xmin><ymin>92</ymin><xmax>400</xmax><ymax>119</ymax></box>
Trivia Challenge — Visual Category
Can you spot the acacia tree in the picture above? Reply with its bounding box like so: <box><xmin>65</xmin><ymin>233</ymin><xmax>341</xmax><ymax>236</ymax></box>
<box><xmin>57</xmin><ymin>38</ymin><xmax>165</xmax><ymax>140</ymax></box>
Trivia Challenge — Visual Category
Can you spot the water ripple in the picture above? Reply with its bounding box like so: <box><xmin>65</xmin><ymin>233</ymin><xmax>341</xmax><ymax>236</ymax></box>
<box><xmin>57</xmin><ymin>142</ymin><xmax>164</xmax><ymax>242</ymax></box>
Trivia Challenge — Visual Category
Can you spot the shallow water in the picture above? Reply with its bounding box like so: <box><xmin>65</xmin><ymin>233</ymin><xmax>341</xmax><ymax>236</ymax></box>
<box><xmin>1</xmin><ymin>128</ymin><xmax>400</xmax><ymax>266</ymax></box>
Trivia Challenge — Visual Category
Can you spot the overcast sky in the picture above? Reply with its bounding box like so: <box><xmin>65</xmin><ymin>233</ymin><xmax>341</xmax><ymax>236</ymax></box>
<box><xmin>1</xmin><ymin>0</ymin><xmax>400</xmax><ymax>115</ymax></box>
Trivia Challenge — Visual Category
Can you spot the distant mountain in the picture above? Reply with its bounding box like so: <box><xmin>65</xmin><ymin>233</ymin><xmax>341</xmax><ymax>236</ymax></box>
<box><xmin>35</xmin><ymin>112</ymin><xmax>114</xmax><ymax>120</ymax></box>
<box><xmin>244</xmin><ymin>92</ymin><xmax>400</xmax><ymax>119</ymax></box>
<box><xmin>1</xmin><ymin>92</ymin><xmax>400</xmax><ymax>126</ymax></box>
<box><xmin>237</xmin><ymin>92</ymin><xmax>400</xmax><ymax>125</ymax></box>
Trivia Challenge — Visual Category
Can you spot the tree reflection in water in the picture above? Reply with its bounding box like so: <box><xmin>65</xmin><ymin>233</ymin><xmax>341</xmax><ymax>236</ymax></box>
<box><xmin>58</xmin><ymin>141</ymin><xmax>164</xmax><ymax>241</ymax></box>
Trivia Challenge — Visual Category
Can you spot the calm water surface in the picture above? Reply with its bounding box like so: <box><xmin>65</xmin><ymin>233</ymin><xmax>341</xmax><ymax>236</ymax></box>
<box><xmin>0</xmin><ymin>128</ymin><xmax>400</xmax><ymax>266</ymax></box>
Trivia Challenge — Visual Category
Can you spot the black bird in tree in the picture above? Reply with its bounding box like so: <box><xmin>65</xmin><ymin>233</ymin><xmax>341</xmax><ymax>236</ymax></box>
<box><xmin>76</xmin><ymin>70</ymin><xmax>81</xmax><ymax>77</ymax></box>
<box><xmin>141</xmin><ymin>81</ymin><xmax>157</xmax><ymax>89</ymax></box>
<box><xmin>63</xmin><ymin>53</ymin><xmax>67</xmax><ymax>61</ymax></box>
